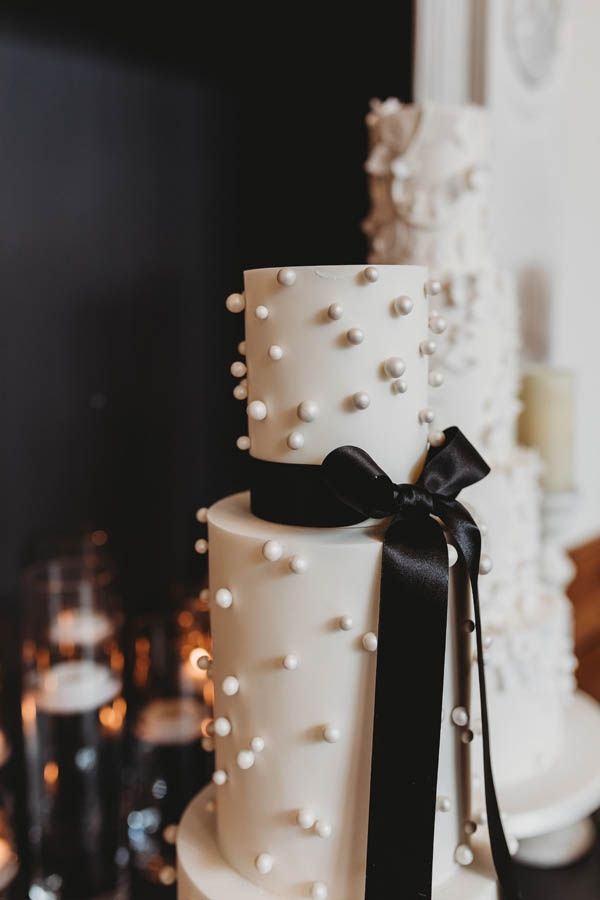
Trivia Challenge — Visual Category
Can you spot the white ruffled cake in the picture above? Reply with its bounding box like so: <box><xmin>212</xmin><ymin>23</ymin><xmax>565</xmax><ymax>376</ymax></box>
<box><xmin>364</xmin><ymin>100</ymin><xmax>577</xmax><ymax>800</ymax></box>
<box><xmin>177</xmin><ymin>265</ymin><xmax>499</xmax><ymax>899</ymax></box>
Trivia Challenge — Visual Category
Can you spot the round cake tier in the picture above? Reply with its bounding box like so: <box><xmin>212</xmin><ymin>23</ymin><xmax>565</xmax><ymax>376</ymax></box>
<box><xmin>239</xmin><ymin>264</ymin><xmax>429</xmax><ymax>482</ymax></box>
<box><xmin>206</xmin><ymin>492</ymin><xmax>470</xmax><ymax>899</ymax></box>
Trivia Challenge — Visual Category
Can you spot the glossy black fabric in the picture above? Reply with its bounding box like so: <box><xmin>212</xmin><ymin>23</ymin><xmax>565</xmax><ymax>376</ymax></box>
<box><xmin>251</xmin><ymin>427</ymin><xmax>522</xmax><ymax>900</ymax></box>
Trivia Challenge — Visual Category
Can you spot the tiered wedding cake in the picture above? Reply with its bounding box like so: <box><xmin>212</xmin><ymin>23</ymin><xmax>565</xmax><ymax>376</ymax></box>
<box><xmin>177</xmin><ymin>265</ymin><xmax>502</xmax><ymax>899</ymax></box>
<box><xmin>363</xmin><ymin>100</ymin><xmax>577</xmax><ymax>799</ymax></box>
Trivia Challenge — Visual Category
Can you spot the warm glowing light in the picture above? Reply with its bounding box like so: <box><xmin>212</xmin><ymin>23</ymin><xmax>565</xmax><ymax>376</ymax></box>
<box><xmin>22</xmin><ymin>694</ymin><xmax>37</xmax><ymax>726</ymax></box>
<box><xmin>190</xmin><ymin>647</ymin><xmax>210</xmax><ymax>669</ymax></box>
<box><xmin>91</xmin><ymin>529</ymin><xmax>108</xmax><ymax>547</ymax></box>
<box><xmin>203</xmin><ymin>680</ymin><xmax>215</xmax><ymax>706</ymax></box>
<box><xmin>178</xmin><ymin>611</ymin><xmax>193</xmax><ymax>629</ymax></box>
<box><xmin>111</xmin><ymin>647</ymin><xmax>124</xmax><ymax>672</ymax></box>
<box><xmin>99</xmin><ymin>697</ymin><xmax>126</xmax><ymax>733</ymax></box>
<box><xmin>44</xmin><ymin>761</ymin><xmax>59</xmax><ymax>787</ymax></box>
<box><xmin>22</xmin><ymin>640</ymin><xmax>36</xmax><ymax>665</ymax></box>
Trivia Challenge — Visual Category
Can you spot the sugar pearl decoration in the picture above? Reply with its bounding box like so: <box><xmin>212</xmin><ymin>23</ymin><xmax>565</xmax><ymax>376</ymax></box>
<box><xmin>212</xmin><ymin>769</ymin><xmax>228</xmax><ymax>786</ymax></box>
<box><xmin>255</xmin><ymin>853</ymin><xmax>273</xmax><ymax>875</ymax></box>
<box><xmin>451</xmin><ymin>707</ymin><xmax>469</xmax><ymax>727</ymax></box>
<box><xmin>394</xmin><ymin>295</ymin><xmax>414</xmax><ymax>315</ymax></box>
<box><xmin>287</xmin><ymin>431</ymin><xmax>305</xmax><ymax>450</ymax></box>
<box><xmin>277</xmin><ymin>267</ymin><xmax>296</xmax><ymax>286</ymax></box>
<box><xmin>315</xmin><ymin>820</ymin><xmax>332</xmax><ymax>839</ymax></box>
<box><xmin>362</xmin><ymin>632</ymin><xmax>378</xmax><ymax>652</ymax></box>
<box><xmin>327</xmin><ymin>303</ymin><xmax>344</xmax><ymax>320</ymax></box>
<box><xmin>420</xmin><ymin>340</ymin><xmax>437</xmax><ymax>356</ymax></box>
<box><xmin>222</xmin><ymin>676</ymin><xmax>240</xmax><ymax>697</ymax></box>
<box><xmin>455</xmin><ymin>844</ymin><xmax>474</xmax><ymax>866</ymax></box>
<box><xmin>419</xmin><ymin>408</ymin><xmax>435</xmax><ymax>425</ymax></box>
<box><xmin>392</xmin><ymin>379</ymin><xmax>408</xmax><ymax>394</ymax></box>
<box><xmin>214</xmin><ymin>717</ymin><xmax>232</xmax><ymax>737</ymax></box>
<box><xmin>429</xmin><ymin>370</ymin><xmax>444</xmax><ymax>388</ymax></box>
<box><xmin>255</xmin><ymin>305</ymin><xmax>269</xmax><ymax>320</ymax></box>
<box><xmin>269</xmin><ymin>344</ymin><xmax>283</xmax><ymax>360</ymax></box>
<box><xmin>289</xmin><ymin>555</ymin><xmax>308</xmax><ymax>574</ymax></box>
<box><xmin>196</xmin><ymin>507</ymin><xmax>208</xmax><ymax>523</ymax></box>
<box><xmin>338</xmin><ymin>615</ymin><xmax>353</xmax><ymax>631</ymax></box>
<box><xmin>437</xmin><ymin>796</ymin><xmax>452</xmax><ymax>812</ymax></box>
<box><xmin>479</xmin><ymin>554</ymin><xmax>493</xmax><ymax>575</ymax></box>
<box><xmin>353</xmin><ymin>392</ymin><xmax>370</xmax><ymax>410</ymax></box>
<box><xmin>237</xmin><ymin>750</ymin><xmax>255</xmax><ymax>770</ymax></box>
<box><xmin>347</xmin><ymin>327</ymin><xmax>364</xmax><ymax>345</ymax></box>
<box><xmin>226</xmin><ymin>293</ymin><xmax>245</xmax><ymax>313</ymax></box>
<box><xmin>251</xmin><ymin>737</ymin><xmax>265</xmax><ymax>753</ymax></box>
<box><xmin>448</xmin><ymin>545</ymin><xmax>458</xmax><ymax>567</ymax></box>
<box><xmin>311</xmin><ymin>882</ymin><xmax>328</xmax><ymax>900</ymax></box>
<box><xmin>464</xmin><ymin>820</ymin><xmax>478</xmax><ymax>836</ymax></box>
<box><xmin>427</xmin><ymin>279</ymin><xmax>442</xmax><ymax>296</ymax></box>
<box><xmin>194</xmin><ymin>539</ymin><xmax>208</xmax><ymax>555</ymax></box>
<box><xmin>248</xmin><ymin>400</ymin><xmax>268</xmax><ymax>421</ymax></box>
<box><xmin>429</xmin><ymin>431</ymin><xmax>446</xmax><ymax>448</ymax></box>
<box><xmin>197</xmin><ymin>655</ymin><xmax>212</xmax><ymax>671</ymax></box>
<box><xmin>429</xmin><ymin>314</ymin><xmax>447</xmax><ymax>334</ymax></box>
<box><xmin>383</xmin><ymin>357</ymin><xmax>406</xmax><ymax>378</ymax></box>
<box><xmin>282</xmin><ymin>653</ymin><xmax>299</xmax><ymax>671</ymax></box>
<box><xmin>463</xmin><ymin>619</ymin><xmax>475</xmax><ymax>633</ymax></box>
<box><xmin>507</xmin><ymin>835</ymin><xmax>519</xmax><ymax>856</ymax></box>
<box><xmin>230</xmin><ymin>361</ymin><xmax>247</xmax><ymax>378</ymax></box>
<box><xmin>238</xmin><ymin>341</ymin><xmax>246</xmax><ymax>355</ymax></box>
<box><xmin>297</xmin><ymin>400</ymin><xmax>319</xmax><ymax>423</ymax></box>
<box><xmin>461</xmin><ymin>729</ymin><xmax>475</xmax><ymax>744</ymax></box>
<box><xmin>323</xmin><ymin>725</ymin><xmax>340</xmax><ymax>744</ymax></box>
<box><xmin>233</xmin><ymin>383</ymin><xmax>248</xmax><ymax>400</ymax></box>
<box><xmin>215</xmin><ymin>588</ymin><xmax>233</xmax><ymax>609</ymax></box>
<box><xmin>297</xmin><ymin>809</ymin><xmax>316</xmax><ymax>830</ymax></box>
<box><xmin>236</xmin><ymin>436</ymin><xmax>251</xmax><ymax>451</ymax></box>
<box><xmin>263</xmin><ymin>540</ymin><xmax>284</xmax><ymax>561</ymax></box>
<box><xmin>363</xmin><ymin>266</ymin><xmax>379</xmax><ymax>283</ymax></box>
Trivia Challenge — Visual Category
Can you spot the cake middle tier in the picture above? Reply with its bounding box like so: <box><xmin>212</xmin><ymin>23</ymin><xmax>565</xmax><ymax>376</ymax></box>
<box><xmin>208</xmin><ymin>492</ymin><xmax>471</xmax><ymax>899</ymax></box>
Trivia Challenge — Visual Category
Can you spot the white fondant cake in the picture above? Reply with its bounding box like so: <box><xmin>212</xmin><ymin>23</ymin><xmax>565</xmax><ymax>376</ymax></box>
<box><xmin>364</xmin><ymin>100</ymin><xmax>576</xmax><ymax>798</ymax></box>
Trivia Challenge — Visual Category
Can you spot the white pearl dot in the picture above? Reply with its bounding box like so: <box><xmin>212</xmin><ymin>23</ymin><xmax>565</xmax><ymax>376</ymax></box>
<box><xmin>461</xmin><ymin>729</ymin><xmax>474</xmax><ymax>744</ymax></box>
<box><xmin>427</xmin><ymin>279</ymin><xmax>443</xmax><ymax>296</ymax></box>
<box><xmin>479</xmin><ymin>554</ymin><xmax>493</xmax><ymax>575</ymax></box>
<box><xmin>507</xmin><ymin>835</ymin><xmax>519</xmax><ymax>856</ymax></box>
<box><xmin>263</xmin><ymin>540</ymin><xmax>284</xmax><ymax>561</ymax></box>
<box><xmin>233</xmin><ymin>383</ymin><xmax>248</xmax><ymax>400</ymax></box>
<box><xmin>451</xmin><ymin>706</ymin><xmax>469</xmax><ymax>727</ymax></box>
<box><xmin>392</xmin><ymin>379</ymin><xmax>408</xmax><ymax>394</ymax></box>
<box><xmin>463</xmin><ymin>619</ymin><xmax>475</xmax><ymax>634</ymax></box>
<box><xmin>437</xmin><ymin>796</ymin><xmax>452</xmax><ymax>812</ymax></box>
<box><xmin>251</xmin><ymin>736</ymin><xmax>265</xmax><ymax>754</ymax></box>
<box><xmin>248</xmin><ymin>400</ymin><xmax>268</xmax><ymax>421</ymax></box>
<box><xmin>214</xmin><ymin>717</ymin><xmax>232</xmax><ymax>737</ymax></box>
<box><xmin>394</xmin><ymin>295</ymin><xmax>414</xmax><ymax>315</ymax></box>
<box><xmin>323</xmin><ymin>725</ymin><xmax>340</xmax><ymax>744</ymax></box>
<box><xmin>297</xmin><ymin>809</ymin><xmax>315</xmax><ymax>830</ymax></box>
<box><xmin>455</xmin><ymin>844</ymin><xmax>474</xmax><ymax>866</ymax></box>
<box><xmin>237</xmin><ymin>750</ymin><xmax>255</xmax><ymax>770</ymax></box>
<box><xmin>289</xmin><ymin>555</ymin><xmax>308</xmax><ymax>574</ymax></box>
<box><xmin>277</xmin><ymin>267</ymin><xmax>296</xmax><ymax>286</ymax></box>
<box><xmin>226</xmin><ymin>293</ymin><xmax>245</xmax><ymax>313</ymax></box>
<box><xmin>282</xmin><ymin>653</ymin><xmax>299</xmax><ymax>671</ymax></box>
<box><xmin>238</xmin><ymin>341</ymin><xmax>246</xmax><ymax>355</ymax></box>
<box><xmin>464</xmin><ymin>820</ymin><xmax>478</xmax><ymax>836</ymax></box>
<box><xmin>297</xmin><ymin>400</ymin><xmax>319</xmax><ymax>423</ymax></box>
<box><xmin>429</xmin><ymin>370</ymin><xmax>444</xmax><ymax>387</ymax></box>
<box><xmin>315</xmin><ymin>820</ymin><xmax>332</xmax><ymax>839</ymax></box>
<box><xmin>429</xmin><ymin>314</ymin><xmax>447</xmax><ymax>335</ymax></box>
<box><xmin>287</xmin><ymin>431</ymin><xmax>305</xmax><ymax>450</ymax></box>
<box><xmin>194</xmin><ymin>539</ymin><xmax>209</xmax><ymax>555</ymax></box>
<box><xmin>215</xmin><ymin>588</ymin><xmax>233</xmax><ymax>609</ymax></box>
<box><xmin>429</xmin><ymin>431</ymin><xmax>446</xmax><ymax>448</ymax></box>
<box><xmin>196</xmin><ymin>507</ymin><xmax>209</xmax><ymax>523</ymax></box>
<box><xmin>364</xmin><ymin>266</ymin><xmax>379</xmax><ymax>283</ymax></box>
<box><xmin>347</xmin><ymin>327</ymin><xmax>364</xmax><ymax>345</ymax></box>
<box><xmin>419</xmin><ymin>340</ymin><xmax>437</xmax><ymax>356</ymax></box>
<box><xmin>353</xmin><ymin>392</ymin><xmax>370</xmax><ymax>410</ymax></box>
<box><xmin>230</xmin><ymin>361</ymin><xmax>247</xmax><ymax>378</ymax></box>
<box><xmin>362</xmin><ymin>632</ymin><xmax>378</xmax><ymax>652</ymax></box>
<box><xmin>383</xmin><ymin>357</ymin><xmax>406</xmax><ymax>378</ymax></box>
<box><xmin>255</xmin><ymin>305</ymin><xmax>269</xmax><ymax>320</ymax></box>
<box><xmin>212</xmin><ymin>769</ymin><xmax>228</xmax><ymax>786</ymax></box>
<box><xmin>222</xmin><ymin>676</ymin><xmax>240</xmax><ymax>697</ymax></box>
<box><xmin>447</xmin><ymin>545</ymin><xmax>458</xmax><ymax>567</ymax></box>
<box><xmin>419</xmin><ymin>408</ymin><xmax>435</xmax><ymax>425</ymax></box>
<box><xmin>199</xmin><ymin>587</ymin><xmax>210</xmax><ymax>603</ymax></box>
<box><xmin>311</xmin><ymin>882</ymin><xmax>328</xmax><ymax>900</ymax></box>
<box><xmin>197</xmin><ymin>655</ymin><xmax>212</xmax><ymax>671</ymax></box>
<box><xmin>327</xmin><ymin>303</ymin><xmax>344</xmax><ymax>320</ymax></box>
<box><xmin>236</xmin><ymin>435</ymin><xmax>251</xmax><ymax>451</ymax></box>
<box><xmin>269</xmin><ymin>344</ymin><xmax>283</xmax><ymax>360</ymax></box>
<box><xmin>338</xmin><ymin>615</ymin><xmax>353</xmax><ymax>631</ymax></box>
<box><xmin>255</xmin><ymin>853</ymin><xmax>273</xmax><ymax>874</ymax></box>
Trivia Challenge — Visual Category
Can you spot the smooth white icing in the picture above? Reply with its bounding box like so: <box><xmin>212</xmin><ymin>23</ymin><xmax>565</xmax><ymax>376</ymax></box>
<box><xmin>208</xmin><ymin>492</ymin><xmax>467</xmax><ymax>898</ymax></box>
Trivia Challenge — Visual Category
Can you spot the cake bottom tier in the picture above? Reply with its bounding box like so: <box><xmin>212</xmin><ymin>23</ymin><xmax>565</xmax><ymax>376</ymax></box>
<box><xmin>205</xmin><ymin>492</ymin><xmax>477</xmax><ymax>899</ymax></box>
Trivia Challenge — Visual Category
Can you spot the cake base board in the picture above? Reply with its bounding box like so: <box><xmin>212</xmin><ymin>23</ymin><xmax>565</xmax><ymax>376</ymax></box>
<box><xmin>177</xmin><ymin>786</ymin><xmax>498</xmax><ymax>900</ymax></box>
<box><xmin>500</xmin><ymin>691</ymin><xmax>600</xmax><ymax>840</ymax></box>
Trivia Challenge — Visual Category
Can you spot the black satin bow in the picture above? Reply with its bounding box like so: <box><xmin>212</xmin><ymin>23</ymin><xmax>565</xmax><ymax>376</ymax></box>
<box><xmin>321</xmin><ymin>427</ymin><xmax>521</xmax><ymax>900</ymax></box>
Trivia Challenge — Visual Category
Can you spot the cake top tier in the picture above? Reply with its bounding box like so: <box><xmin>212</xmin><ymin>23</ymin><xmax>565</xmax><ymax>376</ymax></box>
<box><xmin>227</xmin><ymin>264</ymin><xmax>435</xmax><ymax>483</ymax></box>
<box><xmin>364</xmin><ymin>100</ymin><xmax>491</xmax><ymax>272</ymax></box>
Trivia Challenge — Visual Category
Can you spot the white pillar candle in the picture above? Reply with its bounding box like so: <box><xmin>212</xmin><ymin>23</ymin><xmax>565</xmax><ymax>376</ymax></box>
<box><xmin>519</xmin><ymin>367</ymin><xmax>575</xmax><ymax>492</ymax></box>
<box><xmin>49</xmin><ymin>608</ymin><xmax>114</xmax><ymax>647</ymax></box>
<box><xmin>33</xmin><ymin>661</ymin><xmax>122</xmax><ymax>715</ymax></box>
<box><xmin>134</xmin><ymin>697</ymin><xmax>208</xmax><ymax>746</ymax></box>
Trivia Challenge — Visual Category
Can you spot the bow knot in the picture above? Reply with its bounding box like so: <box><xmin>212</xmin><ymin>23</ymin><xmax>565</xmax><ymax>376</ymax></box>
<box><xmin>392</xmin><ymin>483</ymin><xmax>435</xmax><ymax>520</ymax></box>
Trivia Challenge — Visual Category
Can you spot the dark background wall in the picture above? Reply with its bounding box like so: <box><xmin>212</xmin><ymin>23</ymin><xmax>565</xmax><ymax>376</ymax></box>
<box><xmin>0</xmin><ymin>12</ymin><xmax>414</xmax><ymax>615</ymax></box>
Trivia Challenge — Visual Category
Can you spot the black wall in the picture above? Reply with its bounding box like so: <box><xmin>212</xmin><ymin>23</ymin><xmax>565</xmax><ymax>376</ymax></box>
<box><xmin>0</xmin><ymin>14</ymin><xmax>413</xmax><ymax>614</ymax></box>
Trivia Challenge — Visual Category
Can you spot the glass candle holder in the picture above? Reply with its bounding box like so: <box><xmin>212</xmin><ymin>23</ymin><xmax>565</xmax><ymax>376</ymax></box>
<box><xmin>21</xmin><ymin>554</ymin><xmax>128</xmax><ymax>900</ymax></box>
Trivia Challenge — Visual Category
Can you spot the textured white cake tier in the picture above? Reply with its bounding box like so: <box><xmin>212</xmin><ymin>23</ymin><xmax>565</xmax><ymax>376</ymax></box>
<box><xmin>238</xmin><ymin>265</ymin><xmax>430</xmax><ymax>482</ymax></box>
<box><xmin>207</xmin><ymin>492</ymin><xmax>471</xmax><ymax>899</ymax></box>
